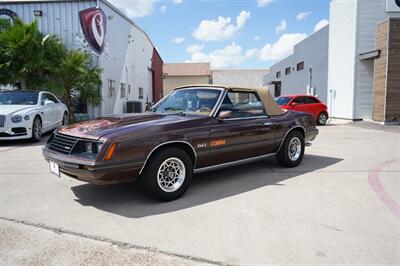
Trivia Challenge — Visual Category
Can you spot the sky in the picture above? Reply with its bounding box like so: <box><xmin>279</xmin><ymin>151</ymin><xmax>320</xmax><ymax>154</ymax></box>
<box><xmin>108</xmin><ymin>0</ymin><xmax>330</xmax><ymax>69</ymax></box>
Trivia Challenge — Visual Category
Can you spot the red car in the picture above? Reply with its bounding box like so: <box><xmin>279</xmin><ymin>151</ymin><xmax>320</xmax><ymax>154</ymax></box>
<box><xmin>275</xmin><ymin>95</ymin><xmax>328</xmax><ymax>125</ymax></box>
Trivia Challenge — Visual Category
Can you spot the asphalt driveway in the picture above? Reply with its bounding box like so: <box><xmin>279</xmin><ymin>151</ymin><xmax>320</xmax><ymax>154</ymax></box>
<box><xmin>0</xmin><ymin>123</ymin><xmax>399</xmax><ymax>265</ymax></box>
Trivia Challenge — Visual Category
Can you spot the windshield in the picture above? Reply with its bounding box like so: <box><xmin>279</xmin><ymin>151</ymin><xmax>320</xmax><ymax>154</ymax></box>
<box><xmin>275</xmin><ymin>96</ymin><xmax>292</xmax><ymax>106</ymax></box>
<box><xmin>153</xmin><ymin>88</ymin><xmax>222</xmax><ymax>116</ymax></box>
<box><xmin>0</xmin><ymin>91</ymin><xmax>39</xmax><ymax>105</ymax></box>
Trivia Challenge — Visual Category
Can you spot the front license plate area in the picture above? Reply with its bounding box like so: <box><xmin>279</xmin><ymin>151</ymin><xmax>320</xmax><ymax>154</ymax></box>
<box><xmin>49</xmin><ymin>161</ymin><xmax>60</xmax><ymax>177</ymax></box>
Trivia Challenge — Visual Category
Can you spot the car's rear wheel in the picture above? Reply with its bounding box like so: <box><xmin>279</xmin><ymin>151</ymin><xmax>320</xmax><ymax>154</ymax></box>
<box><xmin>317</xmin><ymin>112</ymin><xmax>328</xmax><ymax>125</ymax></box>
<box><xmin>276</xmin><ymin>130</ymin><xmax>305</xmax><ymax>167</ymax></box>
<box><xmin>141</xmin><ymin>148</ymin><xmax>193</xmax><ymax>201</ymax></box>
<box><xmin>31</xmin><ymin>116</ymin><xmax>42</xmax><ymax>142</ymax></box>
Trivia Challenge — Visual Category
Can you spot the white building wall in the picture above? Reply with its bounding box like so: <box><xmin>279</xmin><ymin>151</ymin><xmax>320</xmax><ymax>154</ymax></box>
<box><xmin>327</xmin><ymin>0</ymin><xmax>358</xmax><ymax>119</ymax></box>
<box><xmin>0</xmin><ymin>0</ymin><xmax>155</xmax><ymax>117</ymax></box>
<box><xmin>0</xmin><ymin>1</ymin><xmax>95</xmax><ymax>48</ymax></box>
<box><xmin>263</xmin><ymin>26</ymin><xmax>329</xmax><ymax>103</ymax></box>
<box><xmin>98</xmin><ymin>1</ymin><xmax>153</xmax><ymax>115</ymax></box>
<box><xmin>212</xmin><ymin>69</ymin><xmax>268</xmax><ymax>87</ymax></box>
<box><xmin>353</xmin><ymin>0</ymin><xmax>400</xmax><ymax>119</ymax></box>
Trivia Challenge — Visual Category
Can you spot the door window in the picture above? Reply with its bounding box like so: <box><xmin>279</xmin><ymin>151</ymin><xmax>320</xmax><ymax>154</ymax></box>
<box><xmin>293</xmin><ymin>96</ymin><xmax>308</xmax><ymax>105</ymax></box>
<box><xmin>219</xmin><ymin>91</ymin><xmax>266</xmax><ymax>118</ymax></box>
<box><xmin>306</xmin><ymin>96</ymin><xmax>319</xmax><ymax>104</ymax></box>
<box><xmin>47</xmin><ymin>94</ymin><xmax>59</xmax><ymax>103</ymax></box>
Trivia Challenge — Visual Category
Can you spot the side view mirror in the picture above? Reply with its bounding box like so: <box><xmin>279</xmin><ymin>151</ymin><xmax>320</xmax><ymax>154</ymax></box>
<box><xmin>44</xmin><ymin>100</ymin><xmax>55</xmax><ymax>106</ymax></box>
<box><xmin>217</xmin><ymin>110</ymin><xmax>232</xmax><ymax>120</ymax></box>
<box><xmin>290</xmin><ymin>102</ymin><xmax>298</xmax><ymax>106</ymax></box>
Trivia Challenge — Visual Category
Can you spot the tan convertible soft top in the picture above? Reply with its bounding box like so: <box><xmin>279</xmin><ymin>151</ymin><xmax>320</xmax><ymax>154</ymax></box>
<box><xmin>175</xmin><ymin>84</ymin><xmax>286</xmax><ymax>116</ymax></box>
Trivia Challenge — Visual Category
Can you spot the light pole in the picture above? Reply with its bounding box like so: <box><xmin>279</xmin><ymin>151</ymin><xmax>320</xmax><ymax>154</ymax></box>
<box><xmin>308</xmin><ymin>66</ymin><xmax>313</xmax><ymax>95</ymax></box>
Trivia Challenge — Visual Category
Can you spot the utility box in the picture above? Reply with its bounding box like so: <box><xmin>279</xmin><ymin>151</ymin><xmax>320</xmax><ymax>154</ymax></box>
<box><xmin>127</xmin><ymin>101</ymin><xmax>142</xmax><ymax>113</ymax></box>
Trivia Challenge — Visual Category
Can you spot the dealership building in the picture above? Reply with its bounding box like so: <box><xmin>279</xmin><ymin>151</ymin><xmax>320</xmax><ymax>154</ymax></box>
<box><xmin>0</xmin><ymin>0</ymin><xmax>163</xmax><ymax>119</ymax></box>
<box><xmin>263</xmin><ymin>0</ymin><xmax>400</xmax><ymax>124</ymax></box>
<box><xmin>263</xmin><ymin>25</ymin><xmax>329</xmax><ymax>102</ymax></box>
<box><xmin>328</xmin><ymin>0</ymin><xmax>400</xmax><ymax>123</ymax></box>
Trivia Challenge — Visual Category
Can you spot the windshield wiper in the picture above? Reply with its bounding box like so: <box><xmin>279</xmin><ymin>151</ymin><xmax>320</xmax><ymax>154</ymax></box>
<box><xmin>164</xmin><ymin>107</ymin><xmax>183</xmax><ymax>111</ymax></box>
<box><xmin>163</xmin><ymin>107</ymin><xmax>186</xmax><ymax>116</ymax></box>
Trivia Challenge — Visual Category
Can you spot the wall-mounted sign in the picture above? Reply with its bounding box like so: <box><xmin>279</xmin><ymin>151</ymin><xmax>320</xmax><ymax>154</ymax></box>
<box><xmin>0</xmin><ymin>8</ymin><xmax>18</xmax><ymax>27</ymax></box>
<box><xmin>79</xmin><ymin>7</ymin><xmax>107</xmax><ymax>55</ymax></box>
<box><xmin>386</xmin><ymin>0</ymin><xmax>400</xmax><ymax>12</ymax></box>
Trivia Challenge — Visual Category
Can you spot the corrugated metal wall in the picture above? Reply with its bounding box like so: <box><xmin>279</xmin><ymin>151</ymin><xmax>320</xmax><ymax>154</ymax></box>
<box><xmin>0</xmin><ymin>1</ymin><xmax>96</xmax><ymax>48</ymax></box>
<box><xmin>0</xmin><ymin>1</ymin><xmax>161</xmax><ymax>117</ymax></box>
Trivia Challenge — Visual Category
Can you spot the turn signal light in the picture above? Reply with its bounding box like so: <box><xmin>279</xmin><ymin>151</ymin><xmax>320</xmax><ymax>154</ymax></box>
<box><xmin>104</xmin><ymin>143</ymin><xmax>117</xmax><ymax>161</ymax></box>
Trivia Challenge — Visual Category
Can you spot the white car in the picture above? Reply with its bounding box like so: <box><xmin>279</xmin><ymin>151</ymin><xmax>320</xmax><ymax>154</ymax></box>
<box><xmin>0</xmin><ymin>90</ymin><xmax>68</xmax><ymax>141</ymax></box>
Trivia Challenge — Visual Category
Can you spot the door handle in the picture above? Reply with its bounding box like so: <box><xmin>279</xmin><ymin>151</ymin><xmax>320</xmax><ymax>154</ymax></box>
<box><xmin>258</xmin><ymin>122</ymin><xmax>272</xmax><ymax>127</ymax></box>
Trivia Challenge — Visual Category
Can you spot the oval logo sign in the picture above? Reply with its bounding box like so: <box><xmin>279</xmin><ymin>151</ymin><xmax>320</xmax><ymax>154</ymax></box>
<box><xmin>79</xmin><ymin>7</ymin><xmax>107</xmax><ymax>55</ymax></box>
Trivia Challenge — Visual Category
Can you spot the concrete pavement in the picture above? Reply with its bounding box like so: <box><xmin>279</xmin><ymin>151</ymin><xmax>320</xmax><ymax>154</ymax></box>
<box><xmin>0</xmin><ymin>219</ymin><xmax>212</xmax><ymax>265</ymax></box>
<box><xmin>0</xmin><ymin>124</ymin><xmax>399</xmax><ymax>265</ymax></box>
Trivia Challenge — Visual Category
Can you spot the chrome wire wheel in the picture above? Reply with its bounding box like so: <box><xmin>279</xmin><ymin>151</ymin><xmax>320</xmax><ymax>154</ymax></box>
<box><xmin>157</xmin><ymin>157</ymin><xmax>186</xmax><ymax>193</ymax></box>
<box><xmin>33</xmin><ymin>118</ymin><xmax>42</xmax><ymax>140</ymax></box>
<box><xmin>288</xmin><ymin>137</ymin><xmax>302</xmax><ymax>161</ymax></box>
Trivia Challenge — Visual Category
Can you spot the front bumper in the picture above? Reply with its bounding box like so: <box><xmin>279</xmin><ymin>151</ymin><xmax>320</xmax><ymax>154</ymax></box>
<box><xmin>0</xmin><ymin>127</ymin><xmax>32</xmax><ymax>140</ymax></box>
<box><xmin>42</xmin><ymin>148</ymin><xmax>143</xmax><ymax>185</ymax></box>
<box><xmin>305</xmin><ymin>128</ymin><xmax>319</xmax><ymax>142</ymax></box>
<box><xmin>0</xmin><ymin>118</ymin><xmax>32</xmax><ymax>140</ymax></box>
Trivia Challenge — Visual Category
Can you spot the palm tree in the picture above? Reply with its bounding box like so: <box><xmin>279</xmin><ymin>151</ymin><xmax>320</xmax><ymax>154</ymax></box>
<box><xmin>0</xmin><ymin>18</ymin><xmax>102</xmax><ymax>121</ymax></box>
<box><xmin>0</xmin><ymin>18</ymin><xmax>48</xmax><ymax>89</ymax></box>
<box><xmin>47</xmin><ymin>50</ymin><xmax>102</xmax><ymax>121</ymax></box>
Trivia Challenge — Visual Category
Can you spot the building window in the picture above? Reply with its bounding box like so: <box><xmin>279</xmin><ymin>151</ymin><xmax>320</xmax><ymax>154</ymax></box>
<box><xmin>108</xmin><ymin>80</ymin><xmax>115</xmax><ymax>97</ymax></box>
<box><xmin>285</xmin><ymin>67</ymin><xmax>291</xmax><ymax>75</ymax></box>
<box><xmin>297</xmin><ymin>62</ymin><xmax>304</xmax><ymax>71</ymax></box>
<box><xmin>120</xmin><ymin>83</ymin><xmax>126</xmax><ymax>98</ymax></box>
<box><xmin>276</xmin><ymin>71</ymin><xmax>281</xmax><ymax>78</ymax></box>
<box><xmin>128</xmin><ymin>84</ymin><xmax>131</xmax><ymax>95</ymax></box>
<box><xmin>138</xmin><ymin>87</ymin><xmax>144</xmax><ymax>99</ymax></box>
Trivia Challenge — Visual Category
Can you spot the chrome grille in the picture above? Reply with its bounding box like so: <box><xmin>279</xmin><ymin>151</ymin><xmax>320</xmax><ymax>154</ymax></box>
<box><xmin>0</xmin><ymin>115</ymin><xmax>5</xmax><ymax>127</ymax></box>
<box><xmin>48</xmin><ymin>133</ymin><xmax>78</xmax><ymax>155</ymax></box>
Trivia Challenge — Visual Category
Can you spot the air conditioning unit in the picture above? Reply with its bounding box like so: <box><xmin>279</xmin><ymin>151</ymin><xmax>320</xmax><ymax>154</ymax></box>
<box><xmin>126</xmin><ymin>101</ymin><xmax>134</xmax><ymax>113</ymax></box>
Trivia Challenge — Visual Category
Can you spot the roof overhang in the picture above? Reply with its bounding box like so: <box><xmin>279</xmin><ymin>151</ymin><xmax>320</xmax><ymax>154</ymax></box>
<box><xmin>359</xmin><ymin>50</ymin><xmax>381</xmax><ymax>60</ymax></box>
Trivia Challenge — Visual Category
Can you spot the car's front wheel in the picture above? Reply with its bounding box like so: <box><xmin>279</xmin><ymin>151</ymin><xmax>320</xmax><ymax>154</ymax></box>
<box><xmin>141</xmin><ymin>148</ymin><xmax>193</xmax><ymax>201</ymax></box>
<box><xmin>31</xmin><ymin>116</ymin><xmax>42</xmax><ymax>142</ymax></box>
<box><xmin>276</xmin><ymin>130</ymin><xmax>305</xmax><ymax>167</ymax></box>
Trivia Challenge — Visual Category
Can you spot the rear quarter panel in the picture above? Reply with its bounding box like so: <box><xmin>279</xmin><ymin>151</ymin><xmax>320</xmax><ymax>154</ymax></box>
<box><xmin>271</xmin><ymin>111</ymin><xmax>316</xmax><ymax>152</ymax></box>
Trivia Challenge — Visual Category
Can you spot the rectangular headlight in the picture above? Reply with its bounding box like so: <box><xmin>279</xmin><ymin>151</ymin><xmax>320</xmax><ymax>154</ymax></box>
<box><xmin>76</xmin><ymin>140</ymin><xmax>104</xmax><ymax>156</ymax></box>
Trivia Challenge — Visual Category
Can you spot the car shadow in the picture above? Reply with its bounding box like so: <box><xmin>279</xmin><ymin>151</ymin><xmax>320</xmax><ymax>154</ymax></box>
<box><xmin>0</xmin><ymin>132</ymin><xmax>52</xmax><ymax>147</ymax></box>
<box><xmin>71</xmin><ymin>154</ymin><xmax>342</xmax><ymax>218</ymax></box>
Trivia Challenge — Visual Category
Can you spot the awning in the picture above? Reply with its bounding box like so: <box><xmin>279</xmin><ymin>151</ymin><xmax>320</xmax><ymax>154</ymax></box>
<box><xmin>359</xmin><ymin>50</ymin><xmax>381</xmax><ymax>60</ymax></box>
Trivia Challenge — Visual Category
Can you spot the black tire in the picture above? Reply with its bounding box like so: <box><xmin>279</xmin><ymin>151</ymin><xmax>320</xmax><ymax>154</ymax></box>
<box><xmin>317</xmin><ymin>112</ymin><xmax>328</xmax><ymax>126</ymax></box>
<box><xmin>62</xmin><ymin>112</ymin><xmax>68</xmax><ymax>126</ymax></box>
<box><xmin>276</xmin><ymin>130</ymin><xmax>305</xmax><ymax>167</ymax></box>
<box><xmin>141</xmin><ymin>148</ymin><xmax>193</xmax><ymax>201</ymax></box>
<box><xmin>31</xmin><ymin>116</ymin><xmax>42</xmax><ymax>142</ymax></box>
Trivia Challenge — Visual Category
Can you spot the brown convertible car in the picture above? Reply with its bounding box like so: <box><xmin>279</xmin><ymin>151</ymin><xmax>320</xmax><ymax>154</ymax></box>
<box><xmin>43</xmin><ymin>85</ymin><xmax>318</xmax><ymax>201</ymax></box>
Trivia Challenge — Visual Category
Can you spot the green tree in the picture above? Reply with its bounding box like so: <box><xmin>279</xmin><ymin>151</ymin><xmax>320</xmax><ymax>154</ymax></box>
<box><xmin>0</xmin><ymin>18</ymin><xmax>102</xmax><ymax>121</ymax></box>
<box><xmin>0</xmin><ymin>18</ymin><xmax>49</xmax><ymax>89</ymax></box>
<box><xmin>48</xmin><ymin>50</ymin><xmax>102</xmax><ymax>121</ymax></box>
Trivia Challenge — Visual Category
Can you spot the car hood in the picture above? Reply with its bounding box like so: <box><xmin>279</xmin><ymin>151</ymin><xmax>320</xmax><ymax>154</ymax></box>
<box><xmin>0</xmin><ymin>105</ymin><xmax>37</xmax><ymax>116</ymax></box>
<box><xmin>57</xmin><ymin>113</ymin><xmax>197</xmax><ymax>140</ymax></box>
